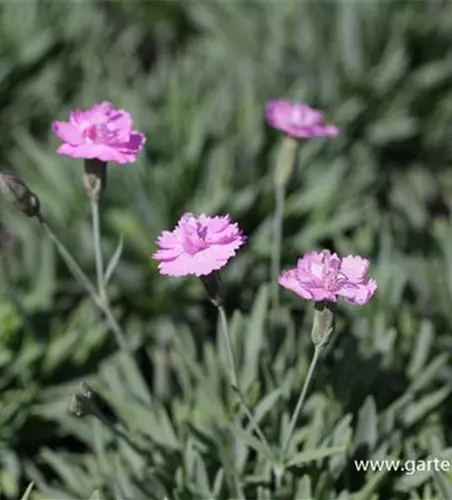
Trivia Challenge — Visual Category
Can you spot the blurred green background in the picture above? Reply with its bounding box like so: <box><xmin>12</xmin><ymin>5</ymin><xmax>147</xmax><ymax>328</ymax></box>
<box><xmin>2</xmin><ymin>1</ymin><xmax>452</xmax><ymax>499</ymax></box>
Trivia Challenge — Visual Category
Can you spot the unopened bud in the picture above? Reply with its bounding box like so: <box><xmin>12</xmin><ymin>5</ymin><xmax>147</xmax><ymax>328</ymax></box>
<box><xmin>200</xmin><ymin>271</ymin><xmax>224</xmax><ymax>308</ymax></box>
<box><xmin>311</xmin><ymin>302</ymin><xmax>335</xmax><ymax>347</ymax></box>
<box><xmin>0</xmin><ymin>173</ymin><xmax>40</xmax><ymax>217</ymax></box>
<box><xmin>83</xmin><ymin>159</ymin><xmax>107</xmax><ymax>202</ymax></box>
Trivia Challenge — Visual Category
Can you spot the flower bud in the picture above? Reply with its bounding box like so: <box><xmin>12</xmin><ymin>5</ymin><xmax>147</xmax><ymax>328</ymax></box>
<box><xmin>83</xmin><ymin>159</ymin><xmax>107</xmax><ymax>202</ymax></box>
<box><xmin>0</xmin><ymin>173</ymin><xmax>40</xmax><ymax>217</ymax></box>
<box><xmin>311</xmin><ymin>301</ymin><xmax>335</xmax><ymax>347</ymax></box>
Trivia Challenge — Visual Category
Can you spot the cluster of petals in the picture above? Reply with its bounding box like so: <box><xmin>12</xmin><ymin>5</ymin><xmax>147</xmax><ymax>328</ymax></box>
<box><xmin>52</xmin><ymin>101</ymin><xmax>146</xmax><ymax>164</ymax></box>
<box><xmin>266</xmin><ymin>99</ymin><xmax>339</xmax><ymax>138</ymax></box>
<box><xmin>279</xmin><ymin>250</ymin><xmax>377</xmax><ymax>305</ymax></box>
<box><xmin>152</xmin><ymin>212</ymin><xmax>246</xmax><ymax>277</ymax></box>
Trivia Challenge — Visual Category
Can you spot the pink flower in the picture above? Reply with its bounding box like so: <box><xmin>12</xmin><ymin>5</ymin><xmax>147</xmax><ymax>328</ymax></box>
<box><xmin>266</xmin><ymin>99</ymin><xmax>339</xmax><ymax>138</ymax></box>
<box><xmin>279</xmin><ymin>250</ymin><xmax>376</xmax><ymax>305</ymax></box>
<box><xmin>152</xmin><ymin>213</ymin><xmax>246</xmax><ymax>277</ymax></box>
<box><xmin>52</xmin><ymin>101</ymin><xmax>146</xmax><ymax>164</ymax></box>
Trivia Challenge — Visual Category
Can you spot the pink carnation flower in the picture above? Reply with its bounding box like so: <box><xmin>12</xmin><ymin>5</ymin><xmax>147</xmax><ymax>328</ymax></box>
<box><xmin>266</xmin><ymin>99</ymin><xmax>339</xmax><ymax>138</ymax></box>
<box><xmin>52</xmin><ymin>101</ymin><xmax>146</xmax><ymax>164</ymax></box>
<box><xmin>152</xmin><ymin>213</ymin><xmax>246</xmax><ymax>277</ymax></box>
<box><xmin>279</xmin><ymin>250</ymin><xmax>376</xmax><ymax>305</ymax></box>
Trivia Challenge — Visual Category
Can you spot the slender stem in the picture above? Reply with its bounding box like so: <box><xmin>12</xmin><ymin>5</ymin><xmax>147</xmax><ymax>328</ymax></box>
<box><xmin>91</xmin><ymin>200</ymin><xmax>107</xmax><ymax>303</ymax></box>
<box><xmin>218</xmin><ymin>306</ymin><xmax>247</xmax><ymax>498</ymax></box>
<box><xmin>218</xmin><ymin>305</ymin><xmax>239</xmax><ymax>388</ymax></box>
<box><xmin>271</xmin><ymin>183</ymin><xmax>285</xmax><ymax>314</ymax></box>
<box><xmin>281</xmin><ymin>344</ymin><xmax>322</xmax><ymax>461</ymax></box>
<box><xmin>231</xmin><ymin>459</ymin><xmax>245</xmax><ymax>500</ymax></box>
<box><xmin>38</xmin><ymin>215</ymin><xmax>150</xmax><ymax>402</ymax></box>
<box><xmin>218</xmin><ymin>305</ymin><xmax>274</xmax><ymax>459</ymax></box>
<box><xmin>38</xmin><ymin>215</ymin><xmax>98</xmax><ymax>297</ymax></box>
<box><xmin>271</xmin><ymin>136</ymin><xmax>298</xmax><ymax>318</ymax></box>
<box><xmin>90</xmin><ymin>405</ymin><xmax>143</xmax><ymax>456</ymax></box>
<box><xmin>89</xmin><ymin>200</ymin><xmax>129</xmax><ymax>353</ymax></box>
<box><xmin>273</xmin><ymin>465</ymin><xmax>283</xmax><ymax>493</ymax></box>
<box><xmin>101</xmin><ymin>299</ymin><xmax>134</xmax><ymax>354</ymax></box>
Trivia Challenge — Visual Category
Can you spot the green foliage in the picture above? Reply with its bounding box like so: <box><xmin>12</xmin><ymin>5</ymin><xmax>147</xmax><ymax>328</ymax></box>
<box><xmin>2</xmin><ymin>1</ymin><xmax>452</xmax><ymax>499</ymax></box>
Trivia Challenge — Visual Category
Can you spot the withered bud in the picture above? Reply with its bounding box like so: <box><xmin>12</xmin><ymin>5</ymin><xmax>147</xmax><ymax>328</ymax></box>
<box><xmin>83</xmin><ymin>159</ymin><xmax>107</xmax><ymax>202</ymax></box>
<box><xmin>200</xmin><ymin>271</ymin><xmax>224</xmax><ymax>308</ymax></box>
<box><xmin>68</xmin><ymin>382</ymin><xmax>99</xmax><ymax>418</ymax></box>
<box><xmin>0</xmin><ymin>172</ymin><xmax>40</xmax><ymax>217</ymax></box>
<box><xmin>68</xmin><ymin>381</ymin><xmax>119</xmax><ymax>426</ymax></box>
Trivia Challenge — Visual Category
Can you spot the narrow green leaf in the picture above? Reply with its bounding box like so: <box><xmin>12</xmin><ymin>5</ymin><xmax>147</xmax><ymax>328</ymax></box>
<box><xmin>353</xmin><ymin>468</ymin><xmax>389</xmax><ymax>500</ymax></box>
<box><xmin>395</xmin><ymin>467</ymin><xmax>434</xmax><ymax>493</ymax></box>
<box><xmin>294</xmin><ymin>475</ymin><xmax>312</xmax><ymax>499</ymax></box>
<box><xmin>330</xmin><ymin>414</ymin><xmax>353</xmax><ymax>478</ymax></box>
<box><xmin>104</xmin><ymin>234</ymin><xmax>124</xmax><ymax>285</ymax></box>
<box><xmin>41</xmin><ymin>449</ymin><xmax>88</xmax><ymax>494</ymax></box>
<box><xmin>241</xmin><ymin>286</ymin><xmax>268</xmax><ymax>390</ymax></box>
<box><xmin>336</xmin><ymin>0</ymin><xmax>363</xmax><ymax>78</ymax></box>
<box><xmin>186</xmin><ymin>423</ymin><xmax>217</xmax><ymax>453</ymax></box>
<box><xmin>287</xmin><ymin>445</ymin><xmax>346</xmax><ymax>468</ymax></box>
<box><xmin>253</xmin><ymin>388</ymin><xmax>282</xmax><ymax>424</ymax></box>
<box><xmin>194</xmin><ymin>452</ymin><xmax>211</xmax><ymax>496</ymax></box>
<box><xmin>434</xmin><ymin>470</ymin><xmax>452</xmax><ymax>500</ymax></box>
<box><xmin>410</xmin><ymin>354</ymin><xmax>447</xmax><ymax>393</ymax></box>
<box><xmin>408</xmin><ymin>320</ymin><xmax>433</xmax><ymax>378</ymax></box>
<box><xmin>20</xmin><ymin>482</ymin><xmax>34</xmax><ymax>500</ymax></box>
<box><xmin>353</xmin><ymin>396</ymin><xmax>377</xmax><ymax>454</ymax></box>
<box><xmin>126</xmin><ymin>403</ymin><xmax>180</xmax><ymax>450</ymax></box>
<box><xmin>212</xmin><ymin>468</ymin><xmax>224</xmax><ymax>498</ymax></box>
<box><xmin>227</xmin><ymin>423</ymin><xmax>275</xmax><ymax>462</ymax></box>
<box><xmin>402</xmin><ymin>387</ymin><xmax>451</xmax><ymax>427</ymax></box>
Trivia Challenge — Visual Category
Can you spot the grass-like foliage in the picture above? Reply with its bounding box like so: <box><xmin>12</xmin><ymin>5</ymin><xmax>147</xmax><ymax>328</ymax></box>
<box><xmin>2</xmin><ymin>1</ymin><xmax>452</xmax><ymax>499</ymax></box>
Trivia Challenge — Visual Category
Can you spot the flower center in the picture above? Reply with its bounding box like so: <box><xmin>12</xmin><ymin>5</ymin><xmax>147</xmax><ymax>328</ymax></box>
<box><xmin>180</xmin><ymin>217</ymin><xmax>209</xmax><ymax>255</ymax></box>
<box><xmin>289</xmin><ymin>108</ymin><xmax>304</xmax><ymax>126</ymax></box>
<box><xmin>83</xmin><ymin>123</ymin><xmax>118</xmax><ymax>144</ymax></box>
<box><xmin>321</xmin><ymin>267</ymin><xmax>346</xmax><ymax>291</ymax></box>
<box><xmin>323</xmin><ymin>271</ymin><xmax>338</xmax><ymax>290</ymax></box>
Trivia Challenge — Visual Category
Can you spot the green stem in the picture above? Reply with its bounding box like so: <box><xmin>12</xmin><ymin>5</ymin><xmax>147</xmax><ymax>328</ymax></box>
<box><xmin>281</xmin><ymin>344</ymin><xmax>322</xmax><ymax>461</ymax></box>
<box><xmin>271</xmin><ymin>183</ymin><xmax>285</xmax><ymax>313</ymax></box>
<box><xmin>38</xmin><ymin>215</ymin><xmax>98</xmax><ymax>297</ymax></box>
<box><xmin>218</xmin><ymin>305</ymin><xmax>239</xmax><ymax>388</ymax></box>
<box><xmin>231</xmin><ymin>465</ymin><xmax>245</xmax><ymax>500</ymax></box>
<box><xmin>218</xmin><ymin>305</ymin><xmax>274</xmax><ymax>459</ymax></box>
<box><xmin>90</xmin><ymin>200</ymin><xmax>106</xmax><ymax>303</ymax></box>
<box><xmin>271</xmin><ymin>136</ymin><xmax>298</xmax><ymax>317</ymax></box>
<box><xmin>38</xmin><ymin>215</ymin><xmax>150</xmax><ymax>403</ymax></box>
